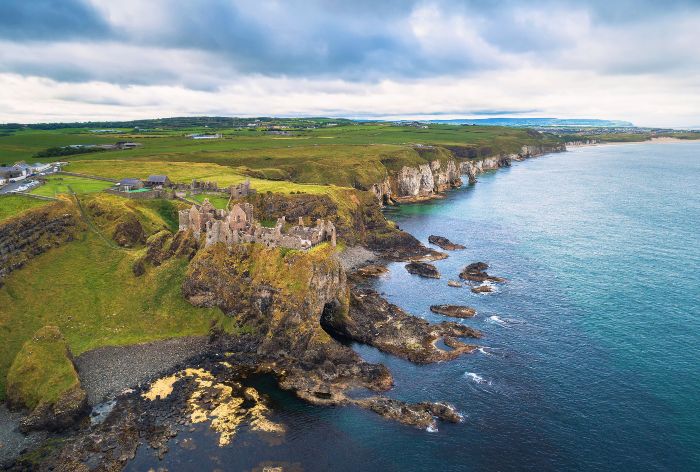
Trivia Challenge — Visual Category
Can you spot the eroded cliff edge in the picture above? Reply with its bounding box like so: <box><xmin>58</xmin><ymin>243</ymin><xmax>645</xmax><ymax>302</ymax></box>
<box><xmin>371</xmin><ymin>143</ymin><xmax>566</xmax><ymax>204</ymax></box>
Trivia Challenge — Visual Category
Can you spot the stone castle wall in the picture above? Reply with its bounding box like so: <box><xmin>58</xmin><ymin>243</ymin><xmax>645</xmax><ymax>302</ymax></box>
<box><xmin>178</xmin><ymin>200</ymin><xmax>335</xmax><ymax>250</ymax></box>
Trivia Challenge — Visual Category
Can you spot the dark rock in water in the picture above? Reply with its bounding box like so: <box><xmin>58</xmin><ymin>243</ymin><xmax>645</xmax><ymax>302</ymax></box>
<box><xmin>430</xmin><ymin>305</ymin><xmax>476</xmax><ymax>318</ymax></box>
<box><xmin>428</xmin><ymin>235</ymin><xmax>465</xmax><ymax>251</ymax></box>
<box><xmin>471</xmin><ymin>285</ymin><xmax>494</xmax><ymax>293</ymax></box>
<box><xmin>459</xmin><ymin>262</ymin><xmax>505</xmax><ymax>283</ymax></box>
<box><xmin>464</xmin><ymin>262</ymin><xmax>489</xmax><ymax>273</ymax></box>
<box><xmin>355</xmin><ymin>397</ymin><xmax>462</xmax><ymax>430</ymax></box>
<box><xmin>405</xmin><ymin>261</ymin><xmax>440</xmax><ymax>279</ymax></box>
<box><xmin>322</xmin><ymin>287</ymin><xmax>481</xmax><ymax>364</ymax></box>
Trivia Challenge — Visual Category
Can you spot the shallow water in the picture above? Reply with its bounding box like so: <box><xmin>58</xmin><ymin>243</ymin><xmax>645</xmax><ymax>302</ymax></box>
<box><xmin>129</xmin><ymin>142</ymin><xmax>700</xmax><ymax>471</ymax></box>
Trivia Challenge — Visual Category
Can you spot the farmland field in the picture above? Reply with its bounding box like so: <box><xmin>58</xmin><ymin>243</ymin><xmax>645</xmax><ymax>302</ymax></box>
<box><xmin>30</xmin><ymin>174</ymin><xmax>114</xmax><ymax>197</ymax></box>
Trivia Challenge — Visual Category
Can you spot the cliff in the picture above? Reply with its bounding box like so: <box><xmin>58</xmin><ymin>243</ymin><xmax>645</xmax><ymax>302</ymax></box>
<box><xmin>179</xmin><ymin>241</ymin><xmax>469</xmax><ymax>429</ymax></box>
<box><xmin>0</xmin><ymin>198</ymin><xmax>83</xmax><ymax>287</ymax></box>
<box><xmin>245</xmin><ymin>190</ymin><xmax>441</xmax><ymax>260</ymax></box>
<box><xmin>182</xmin><ymin>242</ymin><xmax>392</xmax><ymax>404</ymax></box>
<box><xmin>372</xmin><ymin>143</ymin><xmax>566</xmax><ymax>203</ymax></box>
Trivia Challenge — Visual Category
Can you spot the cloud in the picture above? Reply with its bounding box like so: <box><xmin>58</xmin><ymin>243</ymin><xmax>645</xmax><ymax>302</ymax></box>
<box><xmin>0</xmin><ymin>0</ymin><xmax>699</xmax><ymax>125</ymax></box>
<box><xmin>2</xmin><ymin>70</ymin><xmax>699</xmax><ymax>127</ymax></box>
<box><xmin>0</xmin><ymin>0</ymin><xmax>111</xmax><ymax>40</ymax></box>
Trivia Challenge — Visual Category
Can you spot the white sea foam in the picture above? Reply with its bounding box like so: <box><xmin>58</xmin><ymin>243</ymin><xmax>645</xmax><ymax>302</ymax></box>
<box><xmin>477</xmin><ymin>346</ymin><xmax>493</xmax><ymax>356</ymax></box>
<box><xmin>426</xmin><ymin>423</ymin><xmax>438</xmax><ymax>433</ymax></box>
<box><xmin>464</xmin><ymin>372</ymin><xmax>491</xmax><ymax>385</ymax></box>
<box><xmin>488</xmin><ymin>315</ymin><xmax>507</xmax><ymax>325</ymax></box>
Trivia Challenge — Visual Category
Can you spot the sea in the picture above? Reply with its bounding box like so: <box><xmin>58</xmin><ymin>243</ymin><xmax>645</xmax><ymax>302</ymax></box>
<box><xmin>128</xmin><ymin>141</ymin><xmax>700</xmax><ymax>471</ymax></box>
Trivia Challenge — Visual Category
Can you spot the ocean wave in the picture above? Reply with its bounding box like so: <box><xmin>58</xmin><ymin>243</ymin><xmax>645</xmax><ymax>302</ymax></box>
<box><xmin>464</xmin><ymin>372</ymin><xmax>491</xmax><ymax>386</ymax></box>
<box><xmin>477</xmin><ymin>346</ymin><xmax>493</xmax><ymax>356</ymax></box>
<box><xmin>487</xmin><ymin>315</ymin><xmax>508</xmax><ymax>326</ymax></box>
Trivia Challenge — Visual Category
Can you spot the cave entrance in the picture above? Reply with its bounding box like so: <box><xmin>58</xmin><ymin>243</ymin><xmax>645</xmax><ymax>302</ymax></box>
<box><xmin>319</xmin><ymin>299</ymin><xmax>351</xmax><ymax>345</ymax></box>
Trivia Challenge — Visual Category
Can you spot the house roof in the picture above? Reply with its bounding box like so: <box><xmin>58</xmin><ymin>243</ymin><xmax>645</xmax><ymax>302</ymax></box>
<box><xmin>146</xmin><ymin>175</ymin><xmax>169</xmax><ymax>183</ymax></box>
<box><xmin>118</xmin><ymin>178</ymin><xmax>142</xmax><ymax>186</ymax></box>
<box><xmin>0</xmin><ymin>166</ymin><xmax>23</xmax><ymax>175</ymax></box>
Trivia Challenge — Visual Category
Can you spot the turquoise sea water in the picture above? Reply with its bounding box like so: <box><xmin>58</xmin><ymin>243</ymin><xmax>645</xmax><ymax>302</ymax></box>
<box><xmin>129</xmin><ymin>142</ymin><xmax>700</xmax><ymax>471</ymax></box>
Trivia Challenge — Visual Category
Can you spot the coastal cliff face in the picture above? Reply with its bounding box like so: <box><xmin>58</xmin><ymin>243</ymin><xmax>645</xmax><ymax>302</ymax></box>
<box><xmin>372</xmin><ymin>143</ymin><xmax>566</xmax><ymax>203</ymax></box>
<box><xmin>246</xmin><ymin>190</ymin><xmax>440</xmax><ymax>260</ymax></box>
<box><xmin>182</xmin><ymin>243</ymin><xmax>392</xmax><ymax>403</ymax></box>
<box><xmin>0</xmin><ymin>200</ymin><xmax>83</xmax><ymax>286</ymax></box>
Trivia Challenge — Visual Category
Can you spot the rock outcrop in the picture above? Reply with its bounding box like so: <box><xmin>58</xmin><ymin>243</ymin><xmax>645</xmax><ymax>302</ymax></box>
<box><xmin>430</xmin><ymin>305</ymin><xmax>476</xmax><ymax>318</ymax></box>
<box><xmin>405</xmin><ymin>261</ymin><xmax>441</xmax><ymax>278</ymax></box>
<box><xmin>371</xmin><ymin>143</ymin><xmax>566</xmax><ymax>203</ymax></box>
<box><xmin>246</xmin><ymin>190</ymin><xmax>439</xmax><ymax>261</ymax></box>
<box><xmin>182</xmin><ymin>243</ymin><xmax>391</xmax><ymax>404</ymax></box>
<box><xmin>459</xmin><ymin>262</ymin><xmax>505</xmax><ymax>283</ymax></box>
<box><xmin>428</xmin><ymin>235</ymin><xmax>465</xmax><ymax>250</ymax></box>
<box><xmin>322</xmin><ymin>288</ymin><xmax>481</xmax><ymax>364</ymax></box>
<box><xmin>471</xmin><ymin>285</ymin><xmax>494</xmax><ymax>294</ymax></box>
<box><xmin>354</xmin><ymin>397</ymin><xmax>462</xmax><ymax>431</ymax></box>
<box><xmin>181</xmin><ymin>245</ymin><xmax>474</xmax><ymax>430</ymax></box>
<box><xmin>0</xmin><ymin>199</ymin><xmax>82</xmax><ymax>286</ymax></box>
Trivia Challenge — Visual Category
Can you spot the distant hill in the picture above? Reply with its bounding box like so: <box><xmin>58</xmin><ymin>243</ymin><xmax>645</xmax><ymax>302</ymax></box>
<box><xmin>0</xmin><ymin>116</ymin><xmax>354</xmax><ymax>131</ymax></box>
<box><xmin>426</xmin><ymin>118</ymin><xmax>635</xmax><ymax>128</ymax></box>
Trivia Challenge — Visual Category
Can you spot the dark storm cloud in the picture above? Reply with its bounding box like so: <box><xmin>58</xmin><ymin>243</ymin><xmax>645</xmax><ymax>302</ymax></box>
<box><xmin>0</xmin><ymin>0</ymin><xmax>112</xmax><ymax>40</ymax></box>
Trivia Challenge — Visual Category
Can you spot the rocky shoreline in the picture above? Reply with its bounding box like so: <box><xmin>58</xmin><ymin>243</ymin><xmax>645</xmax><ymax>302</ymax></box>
<box><xmin>2</xmin><ymin>146</ymin><xmax>565</xmax><ymax>470</ymax></box>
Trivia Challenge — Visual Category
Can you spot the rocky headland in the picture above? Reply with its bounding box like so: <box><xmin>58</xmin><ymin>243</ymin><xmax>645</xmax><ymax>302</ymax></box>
<box><xmin>0</xmin><ymin>142</ymin><xmax>565</xmax><ymax>469</ymax></box>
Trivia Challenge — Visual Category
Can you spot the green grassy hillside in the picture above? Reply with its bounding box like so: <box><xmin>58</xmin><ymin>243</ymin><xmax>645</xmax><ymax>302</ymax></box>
<box><xmin>0</xmin><ymin>195</ymin><xmax>51</xmax><ymax>222</ymax></box>
<box><xmin>0</xmin><ymin>230</ymin><xmax>234</xmax><ymax>400</ymax></box>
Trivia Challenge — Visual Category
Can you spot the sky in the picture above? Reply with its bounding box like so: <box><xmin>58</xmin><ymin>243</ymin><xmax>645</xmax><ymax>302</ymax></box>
<box><xmin>1</xmin><ymin>0</ymin><xmax>699</xmax><ymax>127</ymax></box>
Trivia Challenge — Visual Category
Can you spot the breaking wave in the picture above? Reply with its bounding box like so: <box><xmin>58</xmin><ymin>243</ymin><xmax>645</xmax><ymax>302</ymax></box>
<box><xmin>464</xmin><ymin>372</ymin><xmax>491</xmax><ymax>385</ymax></box>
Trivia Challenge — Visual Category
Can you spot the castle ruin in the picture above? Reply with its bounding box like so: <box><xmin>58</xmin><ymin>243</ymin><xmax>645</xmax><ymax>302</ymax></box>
<box><xmin>178</xmin><ymin>199</ymin><xmax>336</xmax><ymax>250</ymax></box>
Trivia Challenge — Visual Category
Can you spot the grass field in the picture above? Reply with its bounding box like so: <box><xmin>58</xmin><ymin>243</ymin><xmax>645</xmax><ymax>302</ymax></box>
<box><xmin>30</xmin><ymin>174</ymin><xmax>114</xmax><ymax>197</ymax></box>
<box><xmin>190</xmin><ymin>193</ymin><xmax>230</xmax><ymax>209</ymax></box>
<box><xmin>1</xmin><ymin>123</ymin><xmax>562</xmax><ymax>189</ymax></box>
<box><xmin>0</xmin><ymin>231</ymin><xmax>237</xmax><ymax>399</ymax></box>
<box><xmin>63</xmin><ymin>160</ymin><xmax>348</xmax><ymax>196</ymax></box>
<box><xmin>0</xmin><ymin>195</ymin><xmax>51</xmax><ymax>222</ymax></box>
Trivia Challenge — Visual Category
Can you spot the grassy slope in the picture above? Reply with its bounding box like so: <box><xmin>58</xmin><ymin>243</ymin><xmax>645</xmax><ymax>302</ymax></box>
<box><xmin>0</xmin><ymin>195</ymin><xmax>243</xmax><ymax>400</ymax></box>
<box><xmin>0</xmin><ymin>195</ymin><xmax>50</xmax><ymax>222</ymax></box>
<box><xmin>6</xmin><ymin>326</ymin><xmax>80</xmax><ymax>410</ymax></box>
<box><xmin>0</xmin><ymin>231</ymin><xmax>234</xmax><ymax>399</ymax></box>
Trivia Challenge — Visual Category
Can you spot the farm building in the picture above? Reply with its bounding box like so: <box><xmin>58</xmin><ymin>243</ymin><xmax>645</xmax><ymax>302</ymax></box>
<box><xmin>145</xmin><ymin>175</ymin><xmax>171</xmax><ymax>188</ymax></box>
<box><xmin>116</xmin><ymin>178</ymin><xmax>144</xmax><ymax>191</ymax></box>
